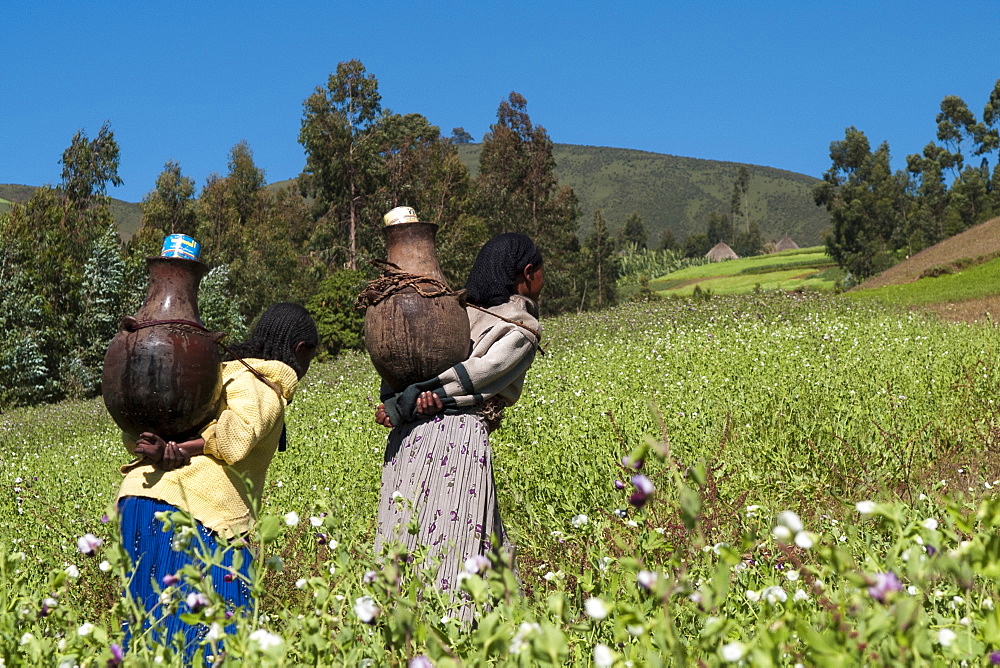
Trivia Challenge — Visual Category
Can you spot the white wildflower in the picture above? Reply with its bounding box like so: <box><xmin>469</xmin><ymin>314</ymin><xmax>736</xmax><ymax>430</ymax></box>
<box><xmin>77</xmin><ymin>623</ymin><xmax>94</xmax><ymax>636</ymax></box>
<box><xmin>585</xmin><ymin>597</ymin><xmax>609</xmax><ymax>620</ymax></box>
<box><xmin>794</xmin><ymin>588</ymin><xmax>810</xmax><ymax>602</ymax></box>
<box><xmin>922</xmin><ymin>518</ymin><xmax>939</xmax><ymax>531</ymax></box>
<box><xmin>720</xmin><ymin>641</ymin><xmax>746</xmax><ymax>662</ymax></box>
<box><xmin>762</xmin><ymin>586</ymin><xmax>787</xmax><ymax>605</ymax></box>
<box><xmin>593</xmin><ymin>643</ymin><xmax>614</xmax><ymax>667</ymax></box>
<box><xmin>772</xmin><ymin>525</ymin><xmax>792</xmax><ymax>542</ymax></box>
<box><xmin>99</xmin><ymin>560</ymin><xmax>112</xmax><ymax>572</ymax></box>
<box><xmin>20</xmin><ymin>633</ymin><xmax>34</xmax><ymax>645</ymax></box>
<box><xmin>794</xmin><ymin>531</ymin><xmax>815</xmax><ymax>550</ymax></box>
<box><xmin>249</xmin><ymin>628</ymin><xmax>283</xmax><ymax>650</ymax></box>
<box><xmin>777</xmin><ymin>510</ymin><xmax>803</xmax><ymax>533</ymax></box>
<box><xmin>64</xmin><ymin>564</ymin><xmax>80</xmax><ymax>579</ymax></box>
<box><xmin>205</xmin><ymin>622</ymin><xmax>225</xmax><ymax>641</ymax></box>
<box><xmin>283</xmin><ymin>511</ymin><xmax>299</xmax><ymax>527</ymax></box>
<box><xmin>937</xmin><ymin>628</ymin><xmax>956</xmax><ymax>647</ymax></box>
<box><xmin>310</xmin><ymin>516</ymin><xmax>323</xmax><ymax>527</ymax></box>
<box><xmin>295</xmin><ymin>578</ymin><xmax>307</xmax><ymax>590</ymax></box>
<box><xmin>354</xmin><ymin>596</ymin><xmax>379</xmax><ymax>623</ymax></box>
<box><xmin>571</xmin><ymin>514</ymin><xmax>589</xmax><ymax>527</ymax></box>
<box><xmin>510</xmin><ymin>622</ymin><xmax>540</xmax><ymax>655</ymax></box>
<box><xmin>745</xmin><ymin>589</ymin><xmax>761</xmax><ymax>603</ymax></box>
<box><xmin>855</xmin><ymin>501</ymin><xmax>876</xmax><ymax>515</ymax></box>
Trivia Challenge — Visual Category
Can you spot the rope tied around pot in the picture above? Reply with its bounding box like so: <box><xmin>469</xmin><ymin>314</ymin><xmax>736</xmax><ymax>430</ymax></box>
<box><xmin>354</xmin><ymin>259</ymin><xmax>461</xmax><ymax>309</ymax></box>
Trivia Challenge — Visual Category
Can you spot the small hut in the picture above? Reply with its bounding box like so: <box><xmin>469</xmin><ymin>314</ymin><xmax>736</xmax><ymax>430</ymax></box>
<box><xmin>774</xmin><ymin>236</ymin><xmax>799</xmax><ymax>252</ymax></box>
<box><xmin>706</xmin><ymin>242</ymin><xmax>739</xmax><ymax>262</ymax></box>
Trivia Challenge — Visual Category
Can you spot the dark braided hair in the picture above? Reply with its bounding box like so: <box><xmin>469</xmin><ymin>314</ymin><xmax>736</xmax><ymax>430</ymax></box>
<box><xmin>464</xmin><ymin>233</ymin><xmax>543</xmax><ymax>308</ymax></box>
<box><xmin>224</xmin><ymin>303</ymin><xmax>318</xmax><ymax>378</ymax></box>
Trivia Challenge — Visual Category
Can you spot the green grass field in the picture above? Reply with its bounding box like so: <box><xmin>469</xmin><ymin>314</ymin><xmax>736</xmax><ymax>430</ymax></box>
<box><xmin>4</xmin><ymin>293</ymin><xmax>1000</xmax><ymax>664</ymax></box>
<box><xmin>849</xmin><ymin>256</ymin><xmax>1000</xmax><ymax>307</ymax></box>
<box><xmin>648</xmin><ymin>246</ymin><xmax>843</xmax><ymax>296</ymax></box>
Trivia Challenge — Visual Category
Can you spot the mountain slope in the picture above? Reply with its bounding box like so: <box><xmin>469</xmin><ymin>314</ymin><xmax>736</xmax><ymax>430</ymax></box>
<box><xmin>456</xmin><ymin>143</ymin><xmax>830</xmax><ymax>246</ymax></box>
<box><xmin>0</xmin><ymin>184</ymin><xmax>143</xmax><ymax>240</ymax></box>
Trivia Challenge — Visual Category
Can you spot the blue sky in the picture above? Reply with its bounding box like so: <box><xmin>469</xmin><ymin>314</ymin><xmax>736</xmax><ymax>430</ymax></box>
<box><xmin>3</xmin><ymin>1</ymin><xmax>998</xmax><ymax>203</ymax></box>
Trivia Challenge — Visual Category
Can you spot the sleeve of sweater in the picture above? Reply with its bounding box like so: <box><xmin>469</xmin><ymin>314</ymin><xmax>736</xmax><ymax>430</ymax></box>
<box><xmin>383</xmin><ymin>327</ymin><xmax>536</xmax><ymax>425</ymax></box>
<box><xmin>201</xmin><ymin>368</ymin><xmax>286</xmax><ymax>465</ymax></box>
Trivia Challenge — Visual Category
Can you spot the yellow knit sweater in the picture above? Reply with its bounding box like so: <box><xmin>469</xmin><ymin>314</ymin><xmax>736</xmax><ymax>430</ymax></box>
<box><xmin>115</xmin><ymin>359</ymin><xmax>299</xmax><ymax>537</ymax></box>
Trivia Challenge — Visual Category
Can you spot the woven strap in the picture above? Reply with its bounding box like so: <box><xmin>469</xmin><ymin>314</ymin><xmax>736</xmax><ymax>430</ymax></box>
<box><xmin>355</xmin><ymin>259</ymin><xmax>462</xmax><ymax>309</ymax></box>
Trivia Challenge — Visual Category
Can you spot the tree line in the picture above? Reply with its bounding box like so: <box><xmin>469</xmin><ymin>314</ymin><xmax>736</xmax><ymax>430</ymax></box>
<box><xmin>0</xmin><ymin>60</ymin><xmax>655</xmax><ymax>408</ymax></box>
<box><xmin>816</xmin><ymin>80</ymin><xmax>1000</xmax><ymax>282</ymax></box>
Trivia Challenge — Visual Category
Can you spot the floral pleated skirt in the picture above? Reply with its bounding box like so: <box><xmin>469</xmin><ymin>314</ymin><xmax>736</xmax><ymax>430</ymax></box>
<box><xmin>375</xmin><ymin>412</ymin><xmax>512</xmax><ymax>595</ymax></box>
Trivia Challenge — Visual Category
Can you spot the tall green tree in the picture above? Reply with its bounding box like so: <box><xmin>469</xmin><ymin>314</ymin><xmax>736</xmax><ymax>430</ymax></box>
<box><xmin>815</xmin><ymin>127</ymin><xmax>912</xmax><ymax>280</ymax></box>
<box><xmin>620</xmin><ymin>211</ymin><xmax>649</xmax><ymax>249</ymax></box>
<box><xmin>474</xmin><ymin>92</ymin><xmax>582</xmax><ymax>313</ymax></box>
<box><xmin>731</xmin><ymin>166</ymin><xmax>751</xmax><ymax>233</ymax></box>
<box><xmin>585</xmin><ymin>210</ymin><xmax>618</xmax><ymax>309</ymax></box>
<box><xmin>195</xmin><ymin>142</ymin><xmax>315</xmax><ymax>322</ymax></box>
<box><xmin>299</xmin><ymin>59</ymin><xmax>385</xmax><ymax>270</ymax></box>
<box><xmin>131</xmin><ymin>161</ymin><xmax>198</xmax><ymax>257</ymax></box>
<box><xmin>375</xmin><ymin>113</ymin><xmax>482</xmax><ymax>286</ymax></box>
<box><xmin>705</xmin><ymin>210</ymin><xmax>733</xmax><ymax>246</ymax></box>
<box><xmin>60</xmin><ymin>121</ymin><xmax>124</xmax><ymax>207</ymax></box>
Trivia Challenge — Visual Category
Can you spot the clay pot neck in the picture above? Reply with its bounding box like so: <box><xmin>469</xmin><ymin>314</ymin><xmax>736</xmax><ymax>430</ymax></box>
<box><xmin>137</xmin><ymin>257</ymin><xmax>208</xmax><ymax>324</ymax></box>
<box><xmin>385</xmin><ymin>222</ymin><xmax>447</xmax><ymax>285</ymax></box>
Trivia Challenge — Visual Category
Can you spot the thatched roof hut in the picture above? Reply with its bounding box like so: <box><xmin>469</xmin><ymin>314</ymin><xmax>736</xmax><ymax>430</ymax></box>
<box><xmin>706</xmin><ymin>242</ymin><xmax>739</xmax><ymax>262</ymax></box>
<box><xmin>774</xmin><ymin>236</ymin><xmax>799</xmax><ymax>252</ymax></box>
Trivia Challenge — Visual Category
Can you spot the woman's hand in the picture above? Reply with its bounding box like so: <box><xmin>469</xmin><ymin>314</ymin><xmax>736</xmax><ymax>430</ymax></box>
<box><xmin>160</xmin><ymin>440</ymin><xmax>192</xmax><ymax>471</ymax></box>
<box><xmin>134</xmin><ymin>432</ymin><xmax>193</xmax><ymax>471</ymax></box>
<box><xmin>134</xmin><ymin>432</ymin><xmax>167</xmax><ymax>464</ymax></box>
<box><xmin>415</xmin><ymin>391</ymin><xmax>443</xmax><ymax>416</ymax></box>
<box><xmin>375</xmin><ymin>404</ymin><xmax>393</xmax><ymax>428</ymax></box>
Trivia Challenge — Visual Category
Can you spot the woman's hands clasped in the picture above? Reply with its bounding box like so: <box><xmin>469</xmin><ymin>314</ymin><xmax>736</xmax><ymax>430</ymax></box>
<box><xmin>134</xmin><ymin>432</ymin><xmax>192</xmax><ymax>471</ymax></box>
<box><xmin>375</xmin><ymin>391</ymin><xmax>443</xmax><ymax>428</ymax></box>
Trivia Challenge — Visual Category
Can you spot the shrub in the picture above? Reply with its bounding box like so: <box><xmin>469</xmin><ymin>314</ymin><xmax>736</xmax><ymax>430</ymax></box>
<box><xmin>306</xmin><ymin>270</ymin><xmax>366</xmax><ymax>358</ymax></box>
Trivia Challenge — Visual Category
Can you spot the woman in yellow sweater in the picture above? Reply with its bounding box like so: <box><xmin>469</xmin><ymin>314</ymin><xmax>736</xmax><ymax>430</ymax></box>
<box><xmin>116</xmin><ymin>302</ymin><xmax>317</xmax><ymax>661</ymax></box>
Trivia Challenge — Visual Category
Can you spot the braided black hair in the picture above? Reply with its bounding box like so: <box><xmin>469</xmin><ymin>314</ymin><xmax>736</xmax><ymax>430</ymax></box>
<box><xmin>464</xmin><ymin>233</ymin><xmax>543</xmax><ymax>307</ymax></box>
<box><xmin>225</xmin><ymin>303</ymin><xmax>318</xmax><ymax>378</ymax></box>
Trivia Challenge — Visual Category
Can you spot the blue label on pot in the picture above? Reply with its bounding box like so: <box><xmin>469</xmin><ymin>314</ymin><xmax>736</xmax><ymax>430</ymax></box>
<box><xmin>161</xmin><ymin>234</ymin><xmax>201</xmax><ymax>260</ymax></box>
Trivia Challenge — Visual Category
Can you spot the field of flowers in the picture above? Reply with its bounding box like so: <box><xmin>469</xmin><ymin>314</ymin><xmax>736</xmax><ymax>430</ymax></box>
<box><xmin>4</xmin><ymin>291</ymin><xmax>1000</xmax><ymax>665</ymax></box>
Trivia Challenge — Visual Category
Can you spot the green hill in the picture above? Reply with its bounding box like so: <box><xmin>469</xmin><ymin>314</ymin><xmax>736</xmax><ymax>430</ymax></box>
<box><xmin>456</xmin><ymin>143</ymin><xmax>830</xmax><ymax>247</ymax></box>
<box><xmin>0</xmin><ymin>184</ymin><xmax>143</xmax><ymax>241</ymax></box>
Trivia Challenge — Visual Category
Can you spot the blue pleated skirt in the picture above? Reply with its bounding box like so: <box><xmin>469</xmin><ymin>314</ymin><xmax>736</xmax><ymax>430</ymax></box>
<box><xmin>118</xmin><ymin>496</ymin><xmax>254</xmax><ymax>664</ymax></box>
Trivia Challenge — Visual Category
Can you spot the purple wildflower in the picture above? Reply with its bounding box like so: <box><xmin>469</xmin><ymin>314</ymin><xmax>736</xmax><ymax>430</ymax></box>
<box><xmin>109</xmin><ymin>643</ymin><xmax>124</xmax><ymax>666</ymax></box>
<box><xmin>926</xmin><ymin>545</ymin><xmax>937</xmax><ymax>557</ymax></box>
<box><xmin>185</xmin><ymin>591</ymin><xmax>209</xmax><ymax>613</ymax></box>
<box><xmin>409</xmin><ymin>655</ymin><xmax>433</xmax><ymax>668</ymax></box>
<box><xmin>621</xmin><ymin>456</ymin><xmax>643</xmax><ymax>470</ymax></box>
<box><xmin>100</xmin><ymin>514</ymin><xmax>110</xmax><ymax>524</ymax></box>
<box><xmin>162</xmin><ymin>573</ymin><xmax>179</xmax><ymax>587</ymax></box>
<box><xmin>223</xmin><ymin>573</ymin><xmax>234</xmax><ymax>583</ymax></box>
<box><xmin>990</xmin><ymin>650</ymin><xmax>1000</xmax><ymax>665</ymax></box>
<box><xmin>867</xmin><ymin>572</ymin><xmax>902</xmax><ymax>603</ymax></box>
<box><xmin>629</xmin><ymin>474</ymin><xmax>655</xmax><ymax>509</ymax></box>
<box><xmin>614</xmin><ymin>480</ymin><xmax>626</xmax><ymax>490</ymax></box>
<box><xmin>363</xmin><ymin>570</ymin><xmax>378</xmax><ymax>584</ymax></box>
<box><xmin>77</xmin><ymin>533</ymin><xmax>103</xmax><ymax>556</ymax></box>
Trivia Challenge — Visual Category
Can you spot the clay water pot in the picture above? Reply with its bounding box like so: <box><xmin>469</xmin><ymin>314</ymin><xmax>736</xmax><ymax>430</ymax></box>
<box><xmin>363</xmin><ymin>210</ymin><xmax>471</xmax><ymax>392</ymax></box>
<box><xmin>102</xmin><ymin>257</ymin><xmax>223</xmax><ymax>442</ymax></box>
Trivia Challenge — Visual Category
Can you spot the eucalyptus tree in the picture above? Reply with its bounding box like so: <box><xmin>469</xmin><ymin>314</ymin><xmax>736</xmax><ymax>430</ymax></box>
<box><xmin>474</xmin><ymin>92</ymin><xmax>582</xmax><ymax>313</ymax></box>
<box><xmin>299</xmin><ymin>59</ymin><xmax>385</xmax><ymax>270</ymax></box>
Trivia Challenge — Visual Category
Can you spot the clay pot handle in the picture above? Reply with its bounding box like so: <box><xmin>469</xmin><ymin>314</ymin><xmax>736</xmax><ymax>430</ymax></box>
<box><xmin>119</xmin><ymin>316</ymin><xmax>140</xmax><ymax>332</ymax></box>
<box><xmin>455</xmin><ymin>289</ymin><xmax>467</xmax><ymax>308</ymax></box>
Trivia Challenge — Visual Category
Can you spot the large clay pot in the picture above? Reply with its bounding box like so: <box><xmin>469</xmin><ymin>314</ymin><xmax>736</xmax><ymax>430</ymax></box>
<box><xmin>102</xmin><ymin>257</ymin><xmax>223</xmax><ymax>441</ymax></box>
<box><xmin>363</xmin><ymin>209</ymin><xmax>471</xmax><ymax>392</ymax></box>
